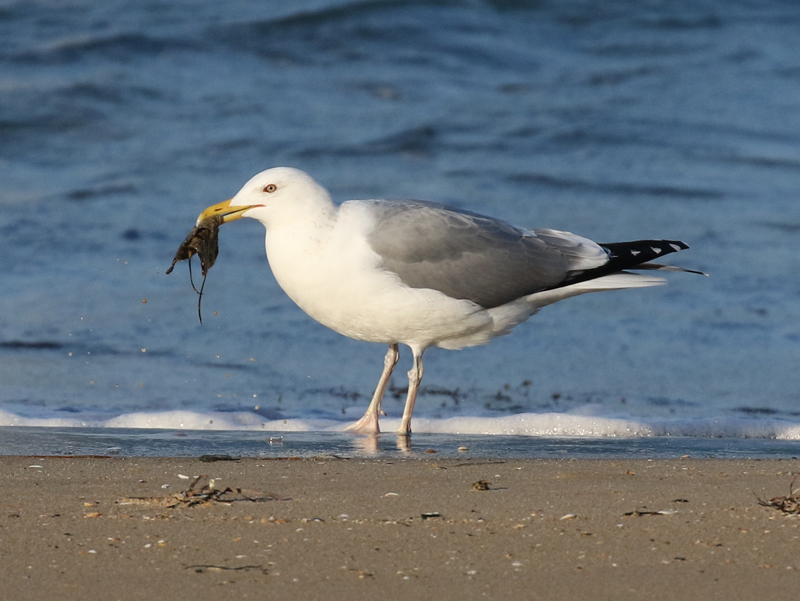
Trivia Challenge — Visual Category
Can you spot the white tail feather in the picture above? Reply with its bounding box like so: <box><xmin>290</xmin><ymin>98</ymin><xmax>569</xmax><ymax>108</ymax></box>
<box><xmin>526</xmin><ymin>272</ymin><xmax>666</xmax><ymax>309</ymax></box>
<box><xmin>635</xmin><ymin>262</ymin><xmax>709</xmax><ymax>276</ymax></box>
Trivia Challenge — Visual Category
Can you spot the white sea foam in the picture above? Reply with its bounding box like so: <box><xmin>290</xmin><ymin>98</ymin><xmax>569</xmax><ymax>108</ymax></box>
<box><xmin>1</xmin><ymin>409</ymin><xmax>799</xmax><ymax>440</ymax></box>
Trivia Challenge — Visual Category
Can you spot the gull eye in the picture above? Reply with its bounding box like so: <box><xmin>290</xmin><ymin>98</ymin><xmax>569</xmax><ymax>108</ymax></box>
<box><xmin>263</xmin><ymin>183</ymin><xmax>277</xmax><ymax>193</ymax></box>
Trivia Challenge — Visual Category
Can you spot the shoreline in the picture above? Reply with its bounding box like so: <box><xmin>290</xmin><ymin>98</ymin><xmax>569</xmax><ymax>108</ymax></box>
<box><xmin>2</xmin><ymin>426</ymin><xmax>800</xmax><ymax>459</ymax></box>
<box><xmin>2</xmin><ymin>456</ymin><xmax>798</xmax><ymax>600</ymax></box>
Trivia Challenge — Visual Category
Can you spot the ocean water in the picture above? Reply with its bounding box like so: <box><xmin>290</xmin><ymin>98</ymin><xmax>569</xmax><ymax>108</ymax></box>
<box><xmin>1</xmin><ymin>0</ymin><xmax>800</xmax><ymax>456</ymax></box>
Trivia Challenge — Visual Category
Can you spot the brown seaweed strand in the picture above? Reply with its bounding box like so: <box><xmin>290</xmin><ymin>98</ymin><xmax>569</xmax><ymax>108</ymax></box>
<box><xmin>187</xmin><ymin>256</ymin><xmax>207</xmax><ymax>324</ymax></box>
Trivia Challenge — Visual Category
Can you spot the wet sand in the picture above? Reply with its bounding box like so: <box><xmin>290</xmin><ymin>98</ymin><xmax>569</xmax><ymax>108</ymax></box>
<box><xmin>1</xmin><ymin>456</ymin><xmax>798</xmax><ymax>600</ymax></box>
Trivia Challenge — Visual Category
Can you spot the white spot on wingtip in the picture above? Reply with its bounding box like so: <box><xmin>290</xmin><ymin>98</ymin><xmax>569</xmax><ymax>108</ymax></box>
<box><xmin>669</xmin><ymin>243</ymin><xmax>682</xmax><ymax>252</ymax></box>
<box><xmin>650</xmin><ymin>246</ymin><xmax>662</xmax><ymax>254</ymax></box>
<box><xmin>631</xmin><ymin>250</ymin><xmax>641</xmax><ymax>256</ymax></box>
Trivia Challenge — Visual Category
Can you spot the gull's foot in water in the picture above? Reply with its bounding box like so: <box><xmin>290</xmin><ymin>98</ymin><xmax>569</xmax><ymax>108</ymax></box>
<box><xmin>344</xmin><ymin>412</ymin><xmax>380</xmax><ymax>435</ymax></box>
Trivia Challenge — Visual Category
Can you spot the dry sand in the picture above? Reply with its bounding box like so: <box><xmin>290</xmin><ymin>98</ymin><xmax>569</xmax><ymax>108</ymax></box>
<box><xmin>1</xmin><ymin>455</ymin><xmax>798</xmax><ymax>600</ymax></box>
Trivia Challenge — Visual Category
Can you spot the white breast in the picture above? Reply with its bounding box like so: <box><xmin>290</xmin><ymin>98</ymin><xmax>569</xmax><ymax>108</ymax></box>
<box><xmin>263</xmin><ymin>202</ymin><xmax>493</xmax><ymax>348</ymax></box>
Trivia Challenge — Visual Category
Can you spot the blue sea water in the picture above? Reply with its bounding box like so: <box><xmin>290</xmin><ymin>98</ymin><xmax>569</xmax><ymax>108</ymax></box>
<box><xmin>1</xmin><ymin>0</ymin><xmax>800</xmax><ymax>455</ymax></box>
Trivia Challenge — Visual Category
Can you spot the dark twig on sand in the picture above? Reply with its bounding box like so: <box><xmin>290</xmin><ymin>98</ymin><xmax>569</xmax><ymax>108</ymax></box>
<box><xmin>757</xmin><ymin>474</ymin><xmax>800</xmax><ymax>515</ymax></box>
<box><xmin>121</xmin><ymin>475</ymin><xmax>287</xmax><ymax>508</ymax></box>
<box><xmin>186</xmin><ymin>564</ymin><xmax>268</xmax><ymax>574</ymax></box>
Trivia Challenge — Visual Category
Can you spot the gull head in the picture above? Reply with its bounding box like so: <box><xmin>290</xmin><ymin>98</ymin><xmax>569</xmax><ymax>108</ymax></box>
<box><xmin>197</xmin><ymin>167</ymin><xmax>333</xmax><ymax>228</ymax></box>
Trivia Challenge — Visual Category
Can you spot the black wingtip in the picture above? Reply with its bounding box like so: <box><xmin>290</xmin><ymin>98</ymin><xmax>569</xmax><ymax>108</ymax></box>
<box><xmin>556</xmin><ymin>239</ymin><xmax>696</xmax><ymax>289</ymax></box>
<box><xmin>599</xmin><ymin>239</ymin><xmax>690</xmax><ymax>268</ymax></box>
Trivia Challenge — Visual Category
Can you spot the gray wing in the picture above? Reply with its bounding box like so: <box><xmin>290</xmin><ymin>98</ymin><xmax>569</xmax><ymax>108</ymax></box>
<box><xmin>365</xmin><ymin>200</ymin><xmax>608</xmax><ymax>309</ymax></box>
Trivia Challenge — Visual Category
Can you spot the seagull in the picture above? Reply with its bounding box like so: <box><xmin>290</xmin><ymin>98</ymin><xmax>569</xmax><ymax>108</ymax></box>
<box><xmin>194</xmin><ymin>167</ymin><xmax>703</xmax><ymax>436</ymax></box>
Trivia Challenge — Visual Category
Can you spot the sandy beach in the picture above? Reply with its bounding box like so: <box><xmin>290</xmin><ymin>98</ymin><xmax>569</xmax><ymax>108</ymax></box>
<box><xmin>1</xmin><ymin>455</ymin><xmax>798</xmax><ymax>600</ymax></box>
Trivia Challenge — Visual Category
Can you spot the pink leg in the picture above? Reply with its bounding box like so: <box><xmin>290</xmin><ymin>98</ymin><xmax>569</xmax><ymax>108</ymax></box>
<box><xmin>397</xmin><ymin>350</ymin><xmax>424</xmax><ymax>436</ymax></box>
<box><xmin>345</xmin><ymin>344</ymin><xmax>399</xmax><ymax>435</ymax></box>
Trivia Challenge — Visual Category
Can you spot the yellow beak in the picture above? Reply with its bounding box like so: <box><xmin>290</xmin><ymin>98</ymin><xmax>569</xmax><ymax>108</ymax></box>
<box><xmin>197</xmin><ymin>199</ymin><xmax>263</xmax><ymax>225</ymax></box>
